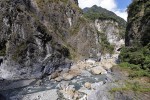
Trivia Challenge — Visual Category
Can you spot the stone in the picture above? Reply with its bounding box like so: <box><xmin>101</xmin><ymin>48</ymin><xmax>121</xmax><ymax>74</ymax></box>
<box><xmin>91</xmin><ymin>66</ymin><xmax>107</xmax><ymax>75</ymax></box>
<box><xmin>91</xmin><ymin>81</ymin><xmax>104</xmax><ymax>90</ymax></box>
<box><xmin>73</xmin><ymin>91</ymin><xmax>80</xmax><ymax>100</ymax></box>
<box><xmin>62</xmin><ymin>68</ymin><xmax>81</xmax><ymax>80</ymax></box>
<box><xmin>86</xmin><ymin>59</ymin><xmax>96</xmax><ymax>65</ymax></box>
<box><xmin>55</xmin><ymin>76</ymin><xmax>62</xmax><ymax>82</ymax></box>
<box><xmin>69</xmin><ymin>69</ymin><xmax>81</xmax><ymax>76</ymax></box>
<box><xmin>80</xmin><ymin>70</ymin><xmax>92</xmax><ymax>77</ymax></box>
<box><xmin>84</xmin><ymin>82</ymin><xmax>91</xmax><ymax>89</ymax></box>
<box><xmin>50</xmin><ymin>71</ymin><xmax>60</xmax><ymax>79</ymax></box>
<box><xmin>63</xmin><ymin>73</ymin><xmax>74</xmax><ymax>80</ymax></box>
<box><xmin>57</xmin><ymin>81</ymin><xmax>69</xmax><ymax>90</ymax></box>
<box><xmin>60</xmin><ymin>89</ymin><xmax>75</xmax><ymax>100</ymax></box>
<box><xmin>71</xmin><ymin>79</ymin><xmax>77</xmax><ymax>83</ymax></box>
<box><xmin>59</xmin><ymin>85</ymin><xmax>76</xmax><ymax>100</ymax></box>
<box><xmin>78</xmin><ymin>87</ymin><xmax>92</xmax><ymax>95</ymax></box>
<box><xmin>79</xmin><ymin>95</ymin><xmax>87</xmax><ymax>100</ymax></box>
<box><xmin>10</xmin><ymin>89</ymin><xmax>58</xmax><ymax>100</ymax></box>
<box><xmin>75</xmin><ymin>61</ymin><xmax>93</xmax><ymax>70</ymax></box>
<box><xmin>101</xmin><ymin>59</ymin><xmax>114</xmax><ymax>69</ymax></box>
<box><xmin>62</xmin><ymin>68</ymin><xmax>70</xmax><ymax>73</ymax></box>
<box><xmin>35</xmin><ymin>80</ymin><xmax>42</xmax><ymax>86</ymax></box>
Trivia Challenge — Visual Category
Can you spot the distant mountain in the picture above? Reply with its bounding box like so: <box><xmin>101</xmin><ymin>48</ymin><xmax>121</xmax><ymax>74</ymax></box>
<box><xmin>83</xmin><ymin>5</ymin><xmax>126</xmax><ymax>27</ymax></box>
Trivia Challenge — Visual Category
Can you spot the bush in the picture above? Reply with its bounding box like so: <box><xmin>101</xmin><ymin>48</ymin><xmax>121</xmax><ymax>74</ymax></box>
<box><xmin>129</xmin><ymin>52</ymin><xmax>145</xmax><ymax>65</ymax></box>
<box><xmin>129</xmin><ymin>70</ymin><xmax>150</xmax><ymax>78</ymax></box>
<box><xmin>119</xmin><ymin>44</ymin><xmax>150</xmax><ymax>77</ymax></box>
<box><xmin>119</xmin><ymin>62</ymin><xmax>140</xmax><ymax>70</ymax></box>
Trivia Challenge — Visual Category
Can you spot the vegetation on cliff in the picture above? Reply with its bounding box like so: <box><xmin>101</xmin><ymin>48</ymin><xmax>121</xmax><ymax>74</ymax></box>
<box><xmin>98</xmin><ymin>31</ymin><xmax>115</xmax><ymax>54</ymax></box>
<box><xmin>82</xmin><ymin>5</ymin><xmax>126</xmax><ymax>55</ymax></box>
<box><xmin>120</xmin><ymin>0</ymin><xmax>150</xmax><ymax>78</ymax></box>
<box><xmin>125</xmin><ymin>0</ymin><xmax>150</xmax><ymax>46</ymax></box>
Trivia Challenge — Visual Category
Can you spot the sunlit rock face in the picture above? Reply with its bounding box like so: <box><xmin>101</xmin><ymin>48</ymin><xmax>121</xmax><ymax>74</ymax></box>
<box><xmin>95</xmin><ymin>19</ymin><xmax>124</xmax><ymax>45</ymax></box>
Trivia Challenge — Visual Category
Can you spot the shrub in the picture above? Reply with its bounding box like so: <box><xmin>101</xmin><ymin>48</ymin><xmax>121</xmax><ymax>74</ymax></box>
<box><xmin>119</xmin><ymin>44</ymin><xmax>150</xmax><ymax>77</ymax></box>
<box><xmin>129</xmin><ymin>70</ymin><xmax>150</xmax><ymax>78</ymax></box>
<box><xmin>119</xmin><ymin>62</ymin><xmax>140</xmax><ymax>70</ymax></box>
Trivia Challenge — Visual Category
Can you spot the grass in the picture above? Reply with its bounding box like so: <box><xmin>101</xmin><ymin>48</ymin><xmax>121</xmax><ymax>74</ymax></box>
<box><xmin>110</xmin><ymin>81</ymin><xmax>150</xmax><ymax>93</ymax></box>
<box><xmin>35</xmin><ymin>0</ymin><xmax>68</xmax><ymax>9</ymax></box>
<box><xmin>119</xmin><ymin>62</ymin><xmax>150</xmax><ymax>78</ymax></box>
<box><xmin>70</xmin><ymin>17</ymin><xmax>87</xmax><ymax>35</ymax></box>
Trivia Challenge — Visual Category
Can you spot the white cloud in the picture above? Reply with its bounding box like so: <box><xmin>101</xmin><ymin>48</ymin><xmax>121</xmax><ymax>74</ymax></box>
<box><xmin>79</xmin><ymin>0</ymin><xmax>100</xmax><ymax>9</ymax></box>
<box><xmin>114</xmin><ymin>9</ymin><xmax>128</xmax><ymax>21</ymax></box>
<box><xmin>78</xmin><ymin>0</ymin><xmax>127</xmax><ymax>21</ymax></box>
<box><xmin>99</xmin><ymin>0</ymin><xmax>117</xmax><ymax>11</ymax></box>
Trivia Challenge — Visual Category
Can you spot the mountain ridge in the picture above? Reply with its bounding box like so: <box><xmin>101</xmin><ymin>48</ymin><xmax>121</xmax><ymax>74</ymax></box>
<box><xmin>83</xmin><ymin>5</ymin><xmax>126</xmax><ymax>27</ymax></box>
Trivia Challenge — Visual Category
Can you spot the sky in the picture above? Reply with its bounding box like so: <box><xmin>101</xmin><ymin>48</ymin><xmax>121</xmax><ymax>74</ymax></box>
<box><xmin>78</xmin><ymin>0</ymin><xmax>132</xmax><ymax>21</ymax></box>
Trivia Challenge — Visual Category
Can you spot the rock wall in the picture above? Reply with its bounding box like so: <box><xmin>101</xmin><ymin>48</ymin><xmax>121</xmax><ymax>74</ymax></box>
<box><xmin>95</xmin><ymin>19</ymin><xmax>125</xmax><ymax>46</ymax></box>
<box><xmin>0</xmin><ymin>0</ymin><xmax>78</xmax><ymax>80</ymax></box>
<box><xmin>94</xmin><ymin>19</ymin><xmax>125</xmax><ymax>60</ymax></box>
<box><xmin>125</xmin><ymin>0</ymin><xmax>150</xmax><ymax>46</ymax></box>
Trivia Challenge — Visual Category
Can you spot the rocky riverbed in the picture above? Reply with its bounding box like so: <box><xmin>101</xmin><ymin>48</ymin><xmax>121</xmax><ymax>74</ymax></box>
<box><xmin>0</xmin><ymin>54</ymin><xmax>126</xmax><ymax>100</ymax></box>
<box><xmin>1</xmin><ymin>56</ymin><xmax>149</xmax><ymax>100</ymax></box>
<box><xmin>0</xmin><ymin>40</ymin><xmax>134</xmax><ymax>100</ymax></box>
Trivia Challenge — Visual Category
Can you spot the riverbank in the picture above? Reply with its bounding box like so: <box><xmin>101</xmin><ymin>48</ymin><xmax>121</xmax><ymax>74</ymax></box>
<box><xmin>0</xmin><ymin>57</ymin><xmax>149</xmax><ymax>100</ymax></box>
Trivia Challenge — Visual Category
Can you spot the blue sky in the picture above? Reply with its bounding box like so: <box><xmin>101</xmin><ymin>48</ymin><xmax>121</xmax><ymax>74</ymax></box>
<box><xmin>116</xmin><ymin>0</ymin><xmax>132</xmax><ymax>9</ymax></box>
<box><xmin>78</xmin><ymin>0</ymin><xmax>132</xmax><ymax>21</ymax></box>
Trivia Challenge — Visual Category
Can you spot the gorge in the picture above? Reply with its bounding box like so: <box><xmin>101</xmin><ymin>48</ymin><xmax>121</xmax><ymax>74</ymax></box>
<box><xmin>0</xmin><ymin>0</ymin><xmax>149</xmax><ymax>100</ymax></box>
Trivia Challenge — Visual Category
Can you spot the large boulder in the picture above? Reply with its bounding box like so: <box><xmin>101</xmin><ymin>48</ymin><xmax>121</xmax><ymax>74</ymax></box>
<box><xmin>91</xmin><ymin>66</ymin><xmax>107</xmax><ymax>75</ymax></box>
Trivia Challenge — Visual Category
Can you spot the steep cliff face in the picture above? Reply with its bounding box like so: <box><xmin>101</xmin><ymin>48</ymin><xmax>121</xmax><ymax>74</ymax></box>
<box><xmin>95</xmin><ymin>19</ymin><xmax>125</xmax><ymax>49</ymax></box>
<box><xmin>125</xmin><ymin>0</ymin><xmax>150</xmax><ymax>46</ymax></box>
<box><xmin>0</xmin><ymin>0</ymin><xmax>80</xmax><ymax>80</ymax></box>
<box><xmin>83</xmin><ymin>5</ymin><xmax>126</xmax><ymax>55</ymax></box>
<box><xmin>120</xmin><ymin>0</ymin><xmax>150</xmax><ymax>77</ymax></box>
<box><xmin>0</xmin><ymin>0</ymin><xmax>98</xmax><ymax>80</ymax></box>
